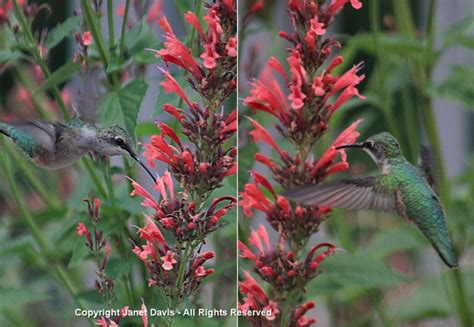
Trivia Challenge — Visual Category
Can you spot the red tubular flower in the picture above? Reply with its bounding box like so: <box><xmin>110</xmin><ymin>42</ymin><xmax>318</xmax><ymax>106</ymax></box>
<box><xmin>160</xmin><ymin>70</ymin><xmax>193</xmax><ymax>109</ymax></box>
<box><xmin>239</xmin><ymin>272</ymin><xmax>280</xmax><ymax>322</ymax></box>
<box><xmin>76</xmin><ymin>222</ymin><xmax>90</xmax><ymax>238</ymax></box>
<box><xmin>248</xmin><ymin>118</ymin><xmax>286</xmax><ymax>157</ymax></box>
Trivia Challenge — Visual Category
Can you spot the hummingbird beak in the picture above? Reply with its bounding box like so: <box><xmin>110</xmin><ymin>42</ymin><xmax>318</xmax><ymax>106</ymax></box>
<box><xmin>126</xmin><ymin>148</ymin><xmax>157</xmax><ymax>184</ymax></box>
<box><xmin>335</xmin><ymin>143</ymin><xmax>364</xmax><ymax>150</ymax></box>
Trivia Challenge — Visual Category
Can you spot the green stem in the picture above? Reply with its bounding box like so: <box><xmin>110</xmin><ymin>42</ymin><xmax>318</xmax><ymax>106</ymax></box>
<box><xmin>81</xmin><ymin>158</ymin><xmax>108</xmax><ymax>198</ymax></box>
<box><xmin>450</xmin><ymin>268</ymin><xmax>473</xmax><ymax>327</ymax></box>
<box><xmin>107</xmin><ymin>0</ymin><xmax>115</xmax><ymax>54</ymax></box>
<box><xmin>118</xmin><ymin>0</ymin><xmax>130</xmax><ymax>65</ymax></box>
<box><xmin>426</xmin><ymin>0</ymin><xmax>437</xmax><ymax>50</ymax></box>
<box><xmin>81</xmin><ymin>0</ymin><xmax>118</xmax><ymax>89</ymax></box>
<box><xmin>12</xmin><ymin>0</ymin><xmax>69</xmax><ymax>119</ymax></box>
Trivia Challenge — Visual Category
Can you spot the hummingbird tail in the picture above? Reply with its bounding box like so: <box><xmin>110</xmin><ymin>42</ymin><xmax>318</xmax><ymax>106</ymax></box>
<box><xmin>421</xmin><ymin>222</ymin><xmax>458</xmax><ymax>268</ymax></box>
<box><xmin>0</xmin><ymin>122</ymin><xmax>10</xmax><ymax>137</ymax></box>
<box><xmin>433</xmin><ymin>240</ymin><xmax>458</xmax><ymax>269</ymax></box>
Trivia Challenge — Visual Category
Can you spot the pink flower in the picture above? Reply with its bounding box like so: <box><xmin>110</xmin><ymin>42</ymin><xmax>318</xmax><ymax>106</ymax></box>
<box><xmin>225</xmin><ymin>36</ymin><xmax>237</xmax><ymax>57</ymax></box>
<box><xmin>116</xmin><ymin>4</ymin><xmax>125</xmax><ymax>16</ymax></box>
<box><xmin>161</xmin><ymin>251</ymin><xmax>177</xmax><ymax>270</ymax></box>
<box><xmin>200</xmin><ymin>43</ymin><xmax>220</xmax><ymax>69</ymax></box>
<box><xmin>82</xmin><ymin>32</ymin><xmax>91</xmax><ymax>46</ymax></box>
<box><xmin>156</xmin><ymin>36</ymin><xmax>202</xmax><ymax>79</ymax></box>
<box><xmin>263</xmin><ymin>301</ymin><xmax>280</xmax><ymax>321</ymax></box>
<box><xmin>76</xmin><ymin>222</ymin><xmax>90</xmax><ymax>238</ymax></box>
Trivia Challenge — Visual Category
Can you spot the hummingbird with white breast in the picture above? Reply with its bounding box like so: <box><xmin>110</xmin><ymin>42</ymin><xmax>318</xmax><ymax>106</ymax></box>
<box><xmin>0</xmin><ymin>74</ymin><xmax>156</xmax><ymax>182</ymax></box>
<box><xmin>284</xmin><ymin>132</ymin><xmax>458</xmax><ymax>268</ymax></box>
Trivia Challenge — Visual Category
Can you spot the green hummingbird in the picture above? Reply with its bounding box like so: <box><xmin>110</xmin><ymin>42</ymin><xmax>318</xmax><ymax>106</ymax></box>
<box><xmin>284</xmin><ymin>132</ymin><xmax>458</xmax><ymax>268</ymax></box>
<box><xmin>0</xmin><ymin>76</ymin><xmax>156</xmax><ymax>182</ymax></box>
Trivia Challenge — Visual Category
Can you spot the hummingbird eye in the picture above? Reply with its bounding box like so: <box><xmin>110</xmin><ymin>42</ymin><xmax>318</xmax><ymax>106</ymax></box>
<box><xmin>114</xmin><ymin>136</ymin><xmax>125</xmax><ymax>146</ymax></box>
<box><xmin>364</xmin><ymin>141</ymin><xmax>375</xmax><ymax>149</ymax></box>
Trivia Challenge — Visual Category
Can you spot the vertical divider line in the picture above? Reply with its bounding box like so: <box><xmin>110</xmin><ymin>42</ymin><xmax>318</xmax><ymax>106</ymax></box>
<box><xmin>235</xmin><ymin>0</ymin><xmax>240</xmax><ymax>323</ymax></box>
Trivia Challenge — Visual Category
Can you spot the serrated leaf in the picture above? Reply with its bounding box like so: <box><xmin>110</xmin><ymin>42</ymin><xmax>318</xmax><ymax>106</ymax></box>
<box><xmin>124</xmin><ymin>20</ymin><xmax>159</xmax><ymax>54</ymax></box>
<box><xmin>99</xmin><ymin>93</ymin><xmax>123</xmax><ymax>126</ymax></box>
<box><xmin>0</xmin><ymin>287</ymin><xmax>50</xmax><ymax>307</ymax></box>
<box><xmin>45</xmin><ymin>16</ymin><xmax>82</xmax><ymax>50</ymax></box>
<box><xmin>35</xmin><ymin>61</ymin><xmax>81</xmax><ymax>93</ymax></box>
<box><xmin>119</xmin><ymin>80</ymin><xmax>148</xmax><ymax>142</ymax></box>
<box><xmin>99</xmin><ymin>80</ymin><xmax>147</xmax><ymax>143</ymax></box>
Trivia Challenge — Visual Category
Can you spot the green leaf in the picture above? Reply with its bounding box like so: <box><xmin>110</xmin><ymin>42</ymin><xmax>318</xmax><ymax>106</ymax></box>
<box><xmin>105</xmin><ymin>257</ymin><xmax>131</xmax><ymax>279</ymax></box>
<box><xmin>362</xmin><ymin>227</ymin><xmax>425</xmax><ymax>259</ymax></box>
<box><xmin>442</xmin><ymin>16</ymin><xmax>474</xmax><ymax>49</ymax></box>
<box><xmin>392</xmin><ymin>270</ymin><xmax>474</xmax><ymax>322</ymax></box>
<box><xmin>76</xmin><ymin>289</ymin><xmax>103</xmax><ymax>306</ymax></box>
<box><xmin>45</xmin><ymin>16</ymin><xmax>82</xmax><ymax>50</ymax></box>
<box><xmin>35</xmin><ymin>61</ymin><xmax>81</xmax><ymax>93</ymax></box>
<box><xmin>0</xmin><ymin>49</ymin><xmax>21</xmax><ymax>65</ymax></box>
<box><xmin>118</xmin><ymin>79</ymin><xmax>148</xmax><ymax>142</ymax></box>
<box><xmin>99</xmin><ymin>80</ymin><xmax>148</xmax><ymax>143</ymax></box>
<box><xmin>0</xmin><ymin>235</ymin><xmax>34</xmax><ymax>257</ymax></box>
<box><xmin>68</xmin><ymin>238</ymin><xmax>90</xmax><ymax>268</ymax></box>
<box><xmin>137</xmin><ymin>122</ymin><xmax>159</xmax><ymax>138</ymax></box>
<box><xmin>124</xmin><ymin>19</ymin><xmax>159</xmax><ymax>54</ymax></box>
<box><xmin>430</xmin><ymin>66</ymin><xmax>474</xmax><ymax>110</ymax></box>
<box><xmin>308</xmin><ymin>253</ymin><xmax>407</xmax><ymax>297</ymax></box>
<box><xmin>0</xmin><ymin>287</ymin><xmax>50</xmax><ymax>308</ymax></box>
<box><xmin>344</xmin><ymin>33</ymin><xmax>438</xmax><ymax>64</ymax></box>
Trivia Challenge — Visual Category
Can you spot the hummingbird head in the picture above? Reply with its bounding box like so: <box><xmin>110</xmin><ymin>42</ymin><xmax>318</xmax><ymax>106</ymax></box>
<box><xmin>96</xmin><ymin>125</ymin><xmax>156</xmax><ymax>183</ymax></box>
<box><xmin>336</xmin><ymin>132</ymin><xmax>402</xmax><ymax>171</ymax></box>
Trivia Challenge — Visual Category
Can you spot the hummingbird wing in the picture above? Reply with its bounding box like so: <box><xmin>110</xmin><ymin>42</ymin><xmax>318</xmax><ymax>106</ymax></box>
<box><xmin>283</xmin><ymin>177</ymin><xmax>396</xmax><ymax>212</ymax></box>
<box><xmin>417</xmin><ymin>145</ymin><xmax>439</xmax><ymax>193</ymax></box>
<box><xmin>2</xmin><ymin>121</ymin><xmax>61</xmax><ymax>153</ymax></box>
<box><xmin>71</xmin><ymin>71</ymin><xmax>100</xmax><ymax>123</ymax></box>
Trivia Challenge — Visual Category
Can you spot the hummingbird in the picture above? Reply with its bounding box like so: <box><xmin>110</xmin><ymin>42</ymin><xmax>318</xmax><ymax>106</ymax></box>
<box><xmin>0</xmin><ymin>75</ymin><xmax>156</xmax><ymax>182</ymax></box>
<box><xmin>283</xmin><ymin>132</ymin><xmax>458</xmax><ymax>268</ymax></box>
